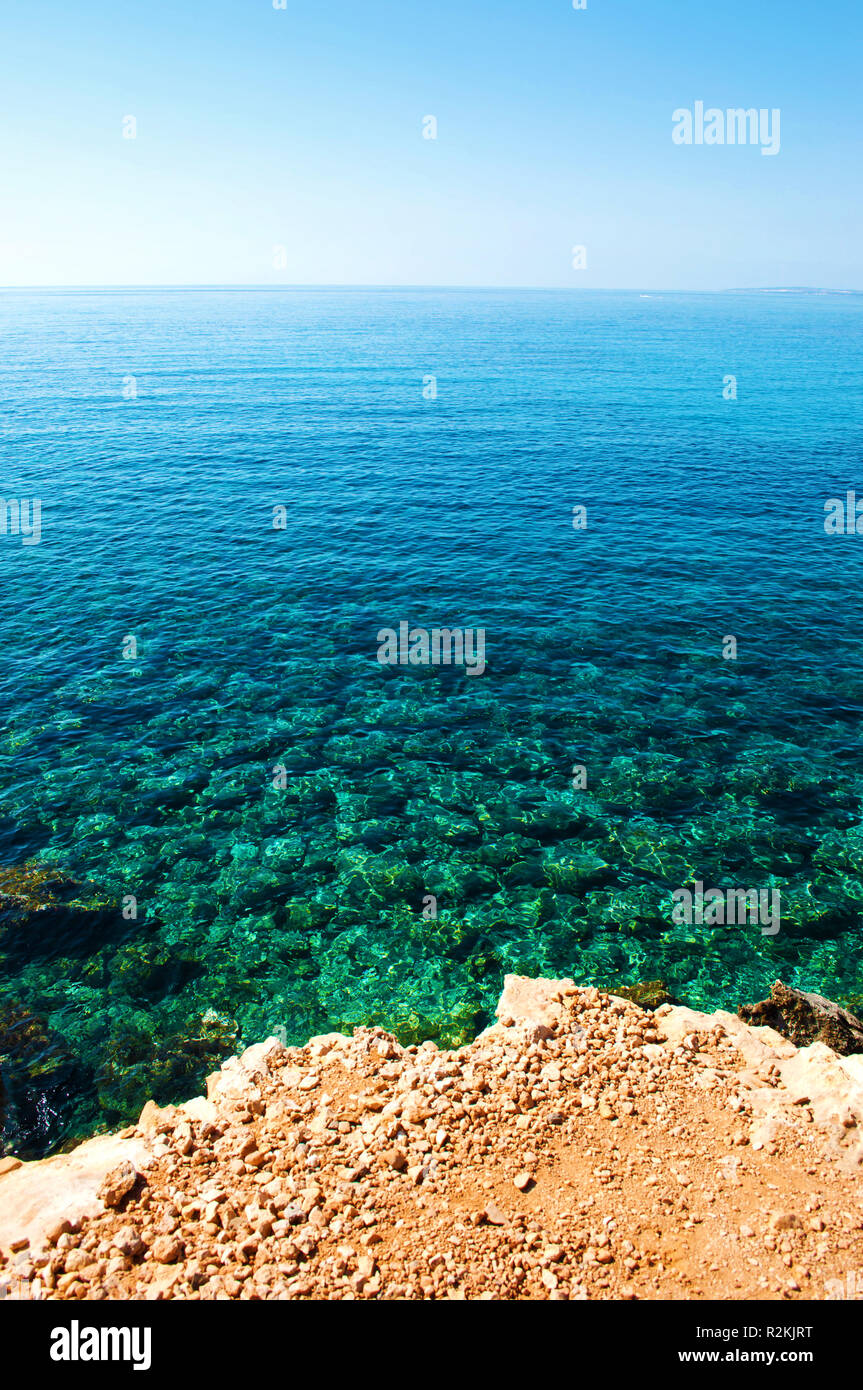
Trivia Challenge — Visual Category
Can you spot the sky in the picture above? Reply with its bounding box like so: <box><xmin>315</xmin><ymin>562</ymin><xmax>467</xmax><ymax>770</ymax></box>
<box><xmin>1</xmin><ymin>0</ymin><xmax>861</xmax><ymax>289</ymax></box>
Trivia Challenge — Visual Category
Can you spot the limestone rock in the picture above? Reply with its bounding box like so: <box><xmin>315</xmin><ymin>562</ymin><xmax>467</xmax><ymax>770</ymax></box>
<box><xmin>0</xmin><ymin>1131</ymin><xmax>151</xmax><ymax>1257</ymax></box>
<box><xmin>739</xmin><ymin>981</ymin><xmax>863</xmax><ymax>1057</ymax></box>
<box><xmin>152</xmin><ymin>1234</ymin><xmax>183</xmax><ymax>1264</ymax></box>
<box><xmin>99</xmin><ymin>1161</ymin><xmax>142</xmax><ymax>1209</ymax></box>
<box><xmin>491</xmin><ymin>974</ymin><xmax>577</xmax><ymax>1037</ymax></box>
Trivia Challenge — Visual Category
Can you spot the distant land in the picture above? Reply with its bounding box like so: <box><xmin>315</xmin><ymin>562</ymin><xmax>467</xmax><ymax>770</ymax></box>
<box><xmin>725</xmin><ymin>286</ymin><xmax>861</xmax><ymax>296</ymax></box>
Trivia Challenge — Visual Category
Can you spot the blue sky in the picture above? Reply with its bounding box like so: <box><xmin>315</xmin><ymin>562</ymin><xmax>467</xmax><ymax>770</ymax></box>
<box><xmin>1</xmin><ymin>0</ymin><xmax>860</xmax><ymax>288</ymax></box>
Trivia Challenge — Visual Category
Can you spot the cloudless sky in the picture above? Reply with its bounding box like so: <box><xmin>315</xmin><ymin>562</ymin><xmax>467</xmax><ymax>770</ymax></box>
<box><xmin>1</xmin><ymin>0</ymin><xmax>860</xmax><ymax>288</ymax></box>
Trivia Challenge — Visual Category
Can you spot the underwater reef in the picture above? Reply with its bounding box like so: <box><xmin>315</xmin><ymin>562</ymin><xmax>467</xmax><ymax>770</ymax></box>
<box><xmin>3</xmin><ymin>640</ymin><xmax>863</xmax><ymax>1160</ymax></box>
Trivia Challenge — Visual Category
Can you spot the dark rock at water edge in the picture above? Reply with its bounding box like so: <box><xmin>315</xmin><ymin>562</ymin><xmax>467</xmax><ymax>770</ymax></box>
<box><xmin>0</xmin><ymin>999</ymin><xmax>95</xmax><ymax>1159</ymax></box>
<box><xmin>738</xmin><ymin>980</ymin><xmax>863</xmax><ymax>1056</ymax></box>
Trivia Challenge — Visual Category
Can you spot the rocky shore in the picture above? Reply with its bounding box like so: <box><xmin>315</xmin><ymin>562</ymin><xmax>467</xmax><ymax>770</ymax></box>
<box><xmin>2</xmin><ymin>975</ymin><xmax>863</xmax><ymax>1301</ymax></box>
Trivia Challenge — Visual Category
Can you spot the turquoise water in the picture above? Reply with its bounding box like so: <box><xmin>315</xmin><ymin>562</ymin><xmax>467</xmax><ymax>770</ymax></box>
<box><xmin>2</xmin><ymin>286</ymin><xmax>863</xmax><ymax>1156</ymax></box>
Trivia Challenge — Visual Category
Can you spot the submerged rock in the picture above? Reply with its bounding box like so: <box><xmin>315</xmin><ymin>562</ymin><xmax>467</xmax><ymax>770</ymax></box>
<box><xmin>0</xmin><ymin>861</ymin><xmax>78</xmax><ymax>917</ymax></box>
<box><xmin>738</xmin><ymin>980</ymin><xmax>863</xmax><ymax>1056</ymax></box>
<box><xmin>0</xmin><ymin>860</ymin><xmax>109</xmax><ymax>921</ymax></box>
<box><xmin>96</xmin><ymin>1011</ymin><xmax>239</xmax><ymax>1120</ymax></box>
<box><xmin>0</xmin><ymin>999</ymin><xmax>94</xmax><ymax>1160</ymax></box>
<box><xmin>606</xmin><ymin>979</ymin><xmax>677</xmax><ymax>1010</ymax></box>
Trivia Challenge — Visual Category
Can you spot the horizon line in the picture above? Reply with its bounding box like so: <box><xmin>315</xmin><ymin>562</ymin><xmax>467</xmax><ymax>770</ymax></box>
<box><xmin>1</xmin><ymin>282</ymin><xmax>860</xmax><ymax>295</ymax></box>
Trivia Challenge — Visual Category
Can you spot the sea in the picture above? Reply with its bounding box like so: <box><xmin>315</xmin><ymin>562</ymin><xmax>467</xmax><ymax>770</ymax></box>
<box><xmin>1</xmin><ymin>285</ymin><xmax>862</xmax><ymax>1156</ymax></box>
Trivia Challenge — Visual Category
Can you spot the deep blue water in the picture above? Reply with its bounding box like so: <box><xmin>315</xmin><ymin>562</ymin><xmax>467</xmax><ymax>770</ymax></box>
<box><xmin>2</xmin><ymin>286</ymin><xmax>863</xmax><ymax>1155</ymax></box>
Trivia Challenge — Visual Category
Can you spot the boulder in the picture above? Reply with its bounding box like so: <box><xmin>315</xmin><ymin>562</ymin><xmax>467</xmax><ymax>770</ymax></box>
<box><xmin>98</xmin><ymin>1160</ymin><xmax>142</xmax><ymax>1209</ymax></box>
<box><xmin>490</xmin><ymin>974</ymin><xmax>577</xmax><ymax>1036</ymax></box>
<box><xmin>739</xmin><ymin>981</ymin><xmax>863</xmax><ymax>1056</ymax></box>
